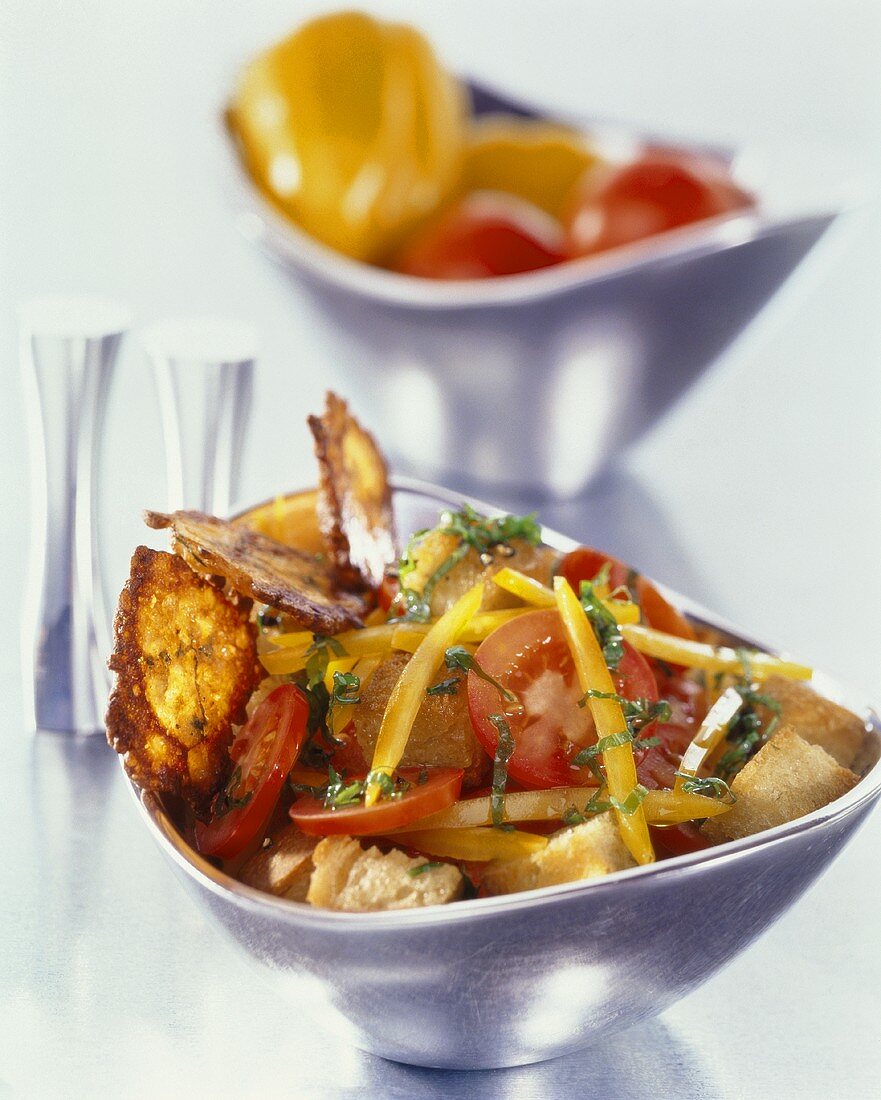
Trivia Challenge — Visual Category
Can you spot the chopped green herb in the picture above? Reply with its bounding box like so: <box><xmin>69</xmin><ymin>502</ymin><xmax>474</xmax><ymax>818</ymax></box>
<box><xmin>408</xmin><ymin>861</ymin><xmax>445</xmax><ymax>877</ymax></box>
<box><xmin>319</xmin><ymin>765</ymin><xmax>411</xmax><ymax>810</ymax></box>
<box><xmin>304</xmin><ymin>634</ymin><xmax>346</xmax><ymax>690</ymax></box>
<box><xmin>444</xmin><ymin>646</ymin><xmax>519</xmax><ymax>705</ymax></box>
<box><xmin>330</xmin><ymin>670</ymin><xmax>360</xmax><ymax>706</ymax></box>
<box><xmin>426</xmin><ymin>675</ymin><xmax>461</xmax><ymax>697</ymax></box>
<box><xmin>212</xmin><ymin>765</ymin><xmax>253</xmax><ymax>819</ymax></box>
<box><xmin>395</xmin><ymin>505</ymin><xmax>540</xmax><ymax>622</ymax></box>
<box><xmin>609</xmin><ymin>784</ymin><xmax>648</xmax><ymax>816</ymax></box>
<box><xmin>572</xmin><ymin>730</ymin><xmax>660</xmax><ymax>781</ymax></box>
<box><xmin>716</xmin><ymin>680</ymin><xmax>782</xmax><ymax>780</ymax></box>
<box><xmin>578</xmin><ymin>579</ymin><xmax>624</xmax><ymax>670</ymax></box>
<box><xmin>675</xmin><ymin>773</ymin><xmax>737</xmax><ymax>803</ymax></box>
<box><xmin>562</xmin><ymin>787</ymin><xmax>616</xmax><ymax>824</ymax></box>
<box><xmin>580</xmin><ymin>690</ymin><xmax>671</xmax><ymax>735</ymax></box>
<box><xmin>488</xmin><ymin>713</ymin><xmax>516</xmax><ymax>827</ymax></box>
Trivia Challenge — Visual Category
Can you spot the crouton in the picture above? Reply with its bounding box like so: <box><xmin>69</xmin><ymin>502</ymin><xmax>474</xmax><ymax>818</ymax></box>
<box><xmin>759</xmin><ymin>677</ymin><xmax>866</xmax><ymax>768</ymax></box>
<box><xmin>702</xmin><ymin>726</ymin><xmax>859</xmax><ymax>844</ymax></box>
<box><xmin>307</xmin><ymin>836</ymin><xmax>464</xmax><ymax>911</ymax></box>
<box><xmin>239</xmin><ymin>825</ymin><xmax>317</xmax><ymax>901</ymax></box>
<box><xmin>482</xmin><ymin>813</ymin><xmax>636</xmax><ymax>895</ymax></box>
<box><xmin>403</xmin><ymin>527</ymin><xmax>557</xmax><ymax>618</ymax></box>
<box><xmin>352</xmin><ymin>652</ymin><xmax>492</xmax><ymax>789</ymax></box>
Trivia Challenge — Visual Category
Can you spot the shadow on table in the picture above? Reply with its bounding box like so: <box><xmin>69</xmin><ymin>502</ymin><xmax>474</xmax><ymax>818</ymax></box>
<box><xmin>355</xmin><ymin>1015</ymin><xmax>714</xmax><ymax>1099</ymax></box>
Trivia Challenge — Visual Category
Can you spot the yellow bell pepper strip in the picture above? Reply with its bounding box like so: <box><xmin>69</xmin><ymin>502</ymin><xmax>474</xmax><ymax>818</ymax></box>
<box><xmin>492</xmin><ymin>568</ymin><xmax>639</xmax><ymax>624</ymax></box>
<box><xmin>620</xmin><ymin>624</ymin><xmax>812</xmax><ymax>681</ymax></box>
<box><xmin>492</xmin><ymin>567</ymin><xmax>556</xmax><ymax>607</ymax></box>
<box><xmin>394</xmin><ymin>784</ymin><xmax>730</xmax><ymax>833</ymax></box>
<box><xmin>365</xmin><ymin>581</ymin><xmax>484</xmax><ymax>806</ymax></box>
<box><xmin>642</xmin><ymin>788</ymin><xmax>732</xmax><ymax>824</ymax></box>
<box><xmin>390</xmin><ymin>623</ymin><xmax>430</xmax><ymax>654</ymax></box>
<box><xmin>261</xmin><ymin>624</ymin><xmax>401</xmax><ymax>675</ymax></box>
<box><xmin>553</xmin><ymin>576</ymin><xmax>655</xmax><ymax>866</ymax></box>
<box><xmin>391</xmin><ymin>826</ymin><xmax>547</xmax><ymax>862</ymax></box>
<box><xmin>674</xmin><ymin>686</ymin><xmax>743</xmax><ymax>792</ymax></box>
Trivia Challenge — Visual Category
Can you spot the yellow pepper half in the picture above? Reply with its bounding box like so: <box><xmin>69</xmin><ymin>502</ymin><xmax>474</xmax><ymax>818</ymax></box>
<box><xmin>228</xmin><ymin>11</ymin><xmax>467</xmax><ymax>262</ymax></box>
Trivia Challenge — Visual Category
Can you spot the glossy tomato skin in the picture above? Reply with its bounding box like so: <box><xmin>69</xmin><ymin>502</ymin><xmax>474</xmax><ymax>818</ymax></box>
<box><xmin>650</xmin><ymin>821</ymin><xmax>711</xmax><ymax>858</ymax></box>
<box><xmin>565</xmin><ymin>151</ymin><xmax>753</xmax><ymax>257</ymax></box>
<box><xmin>467</xmin><ymin>609</ymin><xmax>658</xmax><ymax>789</ymax></box>
<box><xmin>392</xmin><ymin>191</ymin><xmax>567</xmax><ymax>279</ymax></box>
<box><xmin>290</xmin><ymin>767</ymin><xmax>463</xmax><ymax>836</ymax></box>
<box><xmin>195</xmin><ymin>684</ymin><xmax>309</xmax><ymax>860</ymax></box>
<box><xmin>558</xmin><ymin>546</ymin><xmax>696</xmax><ymax>641</ymax></box>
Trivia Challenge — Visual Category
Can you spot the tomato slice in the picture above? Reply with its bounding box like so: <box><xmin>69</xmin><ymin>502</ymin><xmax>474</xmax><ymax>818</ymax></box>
<box><xmin>195</xmin><ymin>684</ymin><xmax>309</xmax><ymax>860</ymax></box>
<box><xmin>391</xmin><ymin>191</ymin><xmax>566</xmax><ymax>279</ymax></box>
<box><xmin>289</xmin><ymin>767</ymin><xmax>463</xmax><ymax>836</ymax></box>
<box><xmin>467</xmin><ymin>609</ymin><xmax>658</xmax><ymax>789</ymax></box>
<box><xmin>565</xmin><ymin>151</ymin><xmax>753</xmax><ymax>257</ymax></box>
<box><xmin>558</xmin><ymin>546</ymin><xmax>695</xmax><ymax>641</ymax></box>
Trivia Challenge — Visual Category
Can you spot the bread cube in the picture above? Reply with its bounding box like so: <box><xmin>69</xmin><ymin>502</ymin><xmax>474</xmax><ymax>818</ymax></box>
<box><xmin>702</xmin><ymin>726</ymin><xmax>859</xmax><ymax>844</ymax></box>
<box><xmin>760</xmin><ymin>676</ymin><xmax>866</xmax><ymax>768</ymax></box>
<box><xmin>239</xmin><ymin>824</ymin><xmax>317</xmax><ymax>901</ymax></box>
<box><xmin>482</xmin><ymin>812</ymin><xmax>636</xmax><ymax>896</ymax></box>
<box><xmin>353</xmin><ymin>652</ymin><xmax>491</xmax><ymax>787</ymax></box>
<box><xmin>306</xmin><ymin>836</ymin><xmax>464</xmax><ymax>912</ymax></box>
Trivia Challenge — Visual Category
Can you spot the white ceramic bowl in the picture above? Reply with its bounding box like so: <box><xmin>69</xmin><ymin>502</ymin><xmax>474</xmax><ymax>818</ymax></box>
<box><xmin>224</xmin><ymin>83</ymin><xmax>856</xmax><ymax>497</ymax></box>
<box><xmin>125</xmin><ymin>479</ymin><xmax>881</xmax><ymax>1069</ymax></box>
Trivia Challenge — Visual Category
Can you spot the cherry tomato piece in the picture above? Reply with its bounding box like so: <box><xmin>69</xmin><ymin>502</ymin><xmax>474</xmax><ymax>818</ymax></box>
<box><xmin>290</xmin><ymin>767</ymin><xmax>463</xmax><ymax>836</ymax></box>
<box><xmin>565</xmin><ymin>151</ymin><xmax>753</xmax><ymax>258</ymax></box>
<box><xmin>195</xmin><ymin>684</ymin><xmax>309</xmax><ymax>860</ymax></box>
<box><xmin>650</xmin><ymin>821</ymin><xmax>711</xmax><ymax>858</ymax></box>
<box><xmin>558</xmin><ymin>546</ymin><xmax>696</xmax><ymax>641</ymax></box>
<box><xmin>467</xmin><ymin>609</ymin><xmax>658</xmax><ymax>789</ymax></box>
<box><xmin>392</xmin><ymin>191</ymin><xmax>567</xmax><ymax>279</ymax></box>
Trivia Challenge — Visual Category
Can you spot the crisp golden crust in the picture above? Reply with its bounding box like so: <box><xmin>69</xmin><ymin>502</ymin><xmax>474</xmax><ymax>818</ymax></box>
<box><xmin>144</xmin><ymin>508</ymin><xmax>365</xmax><ymax>633</ymax></box>
<box><xmin>106</xmin><ymin>547</ymin><xmax>261</xmax><ymax>816</ymax></box>
<box><xmin>308</xmin><ymin>391</ymin><xmax>396</xmax><ymax>591</ymax></box>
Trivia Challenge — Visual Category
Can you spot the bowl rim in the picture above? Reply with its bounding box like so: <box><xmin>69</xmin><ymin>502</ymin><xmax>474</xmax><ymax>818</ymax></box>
<box><xmin>126</xmin><ymin>476</ymin><xmax>881</xmax><ymax>929</ymax></box>
<box><xmin>223</xmin><ymin>79</ymin><xmax>846</xmax><ymax>312</ymax></box>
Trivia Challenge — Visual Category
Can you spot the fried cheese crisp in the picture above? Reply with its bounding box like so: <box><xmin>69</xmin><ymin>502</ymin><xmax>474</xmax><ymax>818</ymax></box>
<box><xmin>308</xmin><ymin>391</ymin><xmax>396</xmax><ymax>591</ymax></box>
<box><xmin>106</xmin><ymin>547</ymin><xmax>260</xmax><ymax>815</ymax></box>
<box><xmin>144</xmin><ymin>509</ymin><xmax>365</xmax><ymax>633</ymax></box>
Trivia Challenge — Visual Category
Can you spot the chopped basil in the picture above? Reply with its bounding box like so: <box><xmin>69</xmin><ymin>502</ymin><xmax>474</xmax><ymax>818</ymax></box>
<box><xmin>395</xmin><ymin>505</ymin><xmax>541</xmax><ymax>622</ymax></box>
<box><xmin>408</xmin><ymin>861</ymin><xmax>444</xmax><ymax>877</ymax></box>
<box><xmin>578</xmin><ymin>578</ymin><xmax>624</xmax><ymax>670</ymax></box>
<box><xmin>212</xmin><ymin>765</ymin><xmax>253</xmax><ymax>819</ymax></box>
<box><xmin>319</xmin><ymin>766</ymin><xmax>411</xmax><ymax>810</ymax></box>
<box><xmin>488</xmin><ymin>713</ymin><xmax>516</xmax><ymax>827</ymax></box>
<box><xmin>331</xmin><ymin>670</ymin><xmax>360</xmax><ymax>706</ymax></box>
<box><xmin>304</xmin><ymin>634</ymin><xmax>347</xmax><ymax>690</ymax></box>
<box><xmin>716</xmin><ymin>678</ymin><xmax>782</xmax><ymax>780</ymax></box>
<box><xmin>426</xmin><ymin>675</ymin><xmax>461</xmax><ymax>697</ymax></box>
<box><xmin>675</xmin><ymin>772</ymin><xmax>737</xmax><ymax>803</ymax></box>
<box><xmin>580</xmin><ymin>690</ymin><xmax>671</xmax><ymax>735</ymax></box>
<box><xmin>444</xmin><ymin>646</ymin><xmax>519</xmax><ymax>705</ymax></box>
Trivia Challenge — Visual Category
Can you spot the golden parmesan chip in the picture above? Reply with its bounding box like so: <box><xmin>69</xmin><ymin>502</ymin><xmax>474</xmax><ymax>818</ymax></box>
<box><xmin>144</xmin><ymin>509</ymin><xmax>365</xmax><ymax>633</ymax></box>
<box><xmin>106</xmin><ymin>547</ymin><xmax>260</xmax><ymax>816</ymax></box>
<box><xmin>309</xmin><ymin>391</ymin><xmax>396</xmax><ymax>590</ymax></box>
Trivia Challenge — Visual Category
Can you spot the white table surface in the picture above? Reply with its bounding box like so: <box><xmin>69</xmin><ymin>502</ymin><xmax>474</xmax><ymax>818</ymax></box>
<box><xmin>2</xmin><ymin>3</ymin><xmax>880</xmax><ymax>1097</ymax></box>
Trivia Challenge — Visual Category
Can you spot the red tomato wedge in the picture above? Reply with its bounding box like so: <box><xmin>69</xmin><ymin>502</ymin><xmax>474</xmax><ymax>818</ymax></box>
<box><xmin>558</xmin><ymin>546</ymin><xmax>696</xmax><ymax>641</ymax></box>
<box><xmin>195</xmin><ymin>684</ymin><xmax>308</xmax><ymax>860</ymax></box>
<box><xmin>467</xmin><ymin>609</ymin><xmax>658</xmax><ymax>789</ymax></box>
<box><xmin>290</xmin><ymin>767</ymin><xmax>463</xmax><ymax>836</ymax></box>
<box><xmin>565</xmin><ymin>151</ymin><xmax>753</xmax><ymax>257</ymax></box>
<box><xmin>392</xmin><ymin>191</ymin><xmax>566</xmax><ymax>279</ymax></box>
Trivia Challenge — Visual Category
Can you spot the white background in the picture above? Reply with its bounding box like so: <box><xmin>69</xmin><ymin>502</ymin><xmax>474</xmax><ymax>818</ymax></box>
<box><xmin>2</xmin><ymin>3</ymin><xmax>880</xmax><ymax>1097</ymax></box>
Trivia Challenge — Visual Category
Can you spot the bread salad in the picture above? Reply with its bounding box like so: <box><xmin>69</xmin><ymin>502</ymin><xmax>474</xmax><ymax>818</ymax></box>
<box><xmin>107</xmin><ymin>395</ymin><xmax>868</xmax><ymax>912</ymax></box>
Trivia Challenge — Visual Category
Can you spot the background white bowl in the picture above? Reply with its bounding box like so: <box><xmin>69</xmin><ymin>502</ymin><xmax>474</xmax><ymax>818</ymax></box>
<box><xmin>225</xmin><ymin>82</ymin><xmax>856</xmax><ymax>498</ymax></box>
